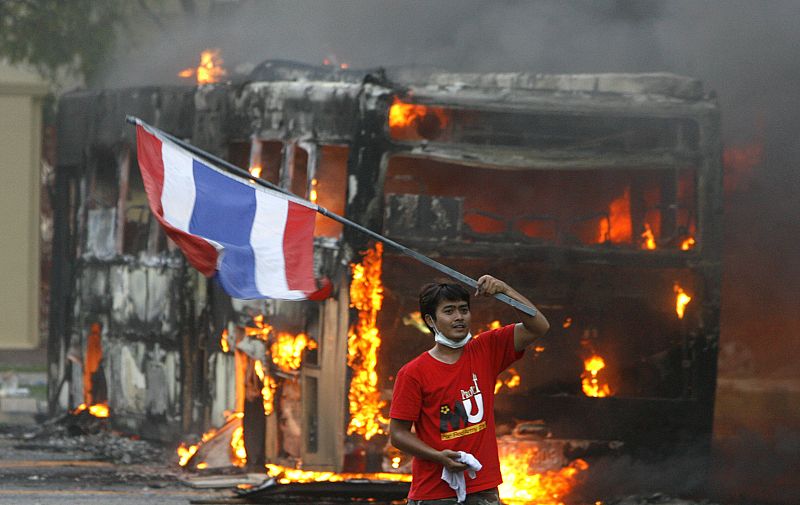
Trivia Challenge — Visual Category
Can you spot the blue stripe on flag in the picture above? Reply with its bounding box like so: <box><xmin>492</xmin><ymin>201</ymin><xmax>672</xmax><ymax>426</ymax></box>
<box><xmin>189</xmin><ymin>159</ymin><xmax>261</xmax><ymax>298</ymax></box>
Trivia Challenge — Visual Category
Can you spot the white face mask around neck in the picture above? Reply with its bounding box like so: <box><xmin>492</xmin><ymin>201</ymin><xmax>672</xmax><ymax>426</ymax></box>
<box><xmin>429</xmin><ymin>320</ymin><xmax>473</xmax><ymax>349</ymax></box>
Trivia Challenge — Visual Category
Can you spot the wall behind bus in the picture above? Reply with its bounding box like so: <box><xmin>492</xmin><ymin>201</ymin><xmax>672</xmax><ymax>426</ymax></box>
<box><xmin>0</xmin><ymin>62</ymin><xmax>47</xmax><ymax>350</ymax></box>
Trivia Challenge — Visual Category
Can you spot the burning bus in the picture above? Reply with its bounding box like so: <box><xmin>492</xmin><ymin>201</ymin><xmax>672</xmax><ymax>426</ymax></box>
<box><xmin>48</xmin><ymin>60</ymin><xmax>722</xmax><ymax>500</ymax></box>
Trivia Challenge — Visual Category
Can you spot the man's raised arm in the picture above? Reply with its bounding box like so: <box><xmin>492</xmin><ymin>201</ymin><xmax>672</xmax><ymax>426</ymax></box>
<box><xmin>475</xmin><ymin>275</ymin><xmax>550</xmax><ymax>352</ymax></box>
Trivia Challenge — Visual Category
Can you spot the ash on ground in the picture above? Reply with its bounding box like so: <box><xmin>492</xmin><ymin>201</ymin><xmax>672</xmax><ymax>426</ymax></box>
<box><xmin>0</xmin><ymin>414</ymin><xmax>168</xmax><ymax>465</ymax></box>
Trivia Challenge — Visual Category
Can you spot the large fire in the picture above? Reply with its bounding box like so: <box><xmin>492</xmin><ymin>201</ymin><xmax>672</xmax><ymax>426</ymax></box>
<box><xmin>178</xmin><ymin>48</ymin><xmax>226</xmax><ymax>84</ymax></box>
<box><xmin>347</xmin><ymin>242</ymin><xmax>389</xmax><ymax>440</ymax></box>
<box><xmin>271</xmin><ymin>332</ymin><xmax>318</xmax><ymax>373</ymax></box>
<box><xmin>582</xmin><ymin>355</ymin><xmax>612</xmax><ymax>398</ymax></box>
<box><xmin>239</xmin><ymin>314</ymin><xmax>317</xmax><ymax>415</ymax></box>
<box><xmin>178</xmin><ymin>313</ymin><xmax>317</xmax><ymax>468</ymax></box>
<box><xmin>498</xmin><ymin>454</ymin><xmax>589</xmax><ymax>505</ymax></box>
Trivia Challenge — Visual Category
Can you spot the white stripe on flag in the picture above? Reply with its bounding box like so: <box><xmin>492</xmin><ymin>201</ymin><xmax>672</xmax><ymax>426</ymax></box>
<box><xmin>251</xmin><ymin>191</ymin><xmax>307</xmax><ymax>300</ymax></box>
<box><xmin>161</xmin><ymin>142</ymin><xmax>196</xmax><ymax>232</ymax></box>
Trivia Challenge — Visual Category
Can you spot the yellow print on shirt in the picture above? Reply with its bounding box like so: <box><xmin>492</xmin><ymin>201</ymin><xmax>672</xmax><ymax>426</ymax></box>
<box><xmin>441</xmin><ymin>420</ymin><xmax>487</xmax><ymax>440</ymax></box>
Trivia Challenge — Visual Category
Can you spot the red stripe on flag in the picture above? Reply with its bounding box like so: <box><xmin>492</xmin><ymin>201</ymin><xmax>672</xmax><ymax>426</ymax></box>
<box><xmin>283</xmin><ymin>201</ymin><xmax>317</xmax><ymax>292</ymax></box>
<box><xmin>135</xmin><ymin>125</ymin><xmax>218</xmax><ymax>276</ymax></box>
<box><xmin>136</xmin><ymin>124</ymin><xmax>165</xmax><ymax>216</ymax></box>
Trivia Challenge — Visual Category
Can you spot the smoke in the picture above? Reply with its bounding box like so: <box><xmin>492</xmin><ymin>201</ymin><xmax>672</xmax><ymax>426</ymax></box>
<box><xmin>101</xmin><ymin>0</ymin><xmax>800</xmax><ymax>371</ymax></box>
<box><xmin>113</xmin><ymin>0</ymin><xmax>800</xmax><ymax>371</ymax></box>
<box><xmin>101</xmin><ymin>0</ymin><xmax>800</xmax><ymax>158</ymax></box>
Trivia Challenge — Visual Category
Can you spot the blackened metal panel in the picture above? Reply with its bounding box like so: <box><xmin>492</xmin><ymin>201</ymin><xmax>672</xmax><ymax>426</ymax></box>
<box><xmin>227</xmin><ymin>81</ymin><xmax>365</xmax><ymax>144</ymax></box>
<box><xmin>194</xmin><ymin>85</ymin><xmax>230</xmax><ymax>157</ymax></box>
<box><xmin>383</xmin><ymin>194</ymin><xmax>463</xmax><ymax>240</ymax></box>
<box><xmin>343</xmin><ymin>86</ymin><xmax>393</xmax><ymax>252</ymax></box>
<box><xmin>57</xmin><ymin>87</ymin><xmax>195</xmax><ymax>158</ymax></box>
<box><xmin>47</xmin><ymin>164</ymin><xmax>79</xmax><ymax>414</ymax></box>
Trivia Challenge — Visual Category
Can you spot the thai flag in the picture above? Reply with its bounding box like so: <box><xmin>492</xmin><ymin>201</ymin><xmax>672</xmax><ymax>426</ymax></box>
<box><xmin>135</xmin><ymin>122</ymin><xmax>327</xmax><ymax>300</ymax></box>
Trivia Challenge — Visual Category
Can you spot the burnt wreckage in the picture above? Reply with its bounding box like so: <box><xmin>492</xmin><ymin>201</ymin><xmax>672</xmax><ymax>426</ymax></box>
<box><xmin>49</xmin><ymin>62</ymin><xmax>722</xmax><ymax>475</ymax></box>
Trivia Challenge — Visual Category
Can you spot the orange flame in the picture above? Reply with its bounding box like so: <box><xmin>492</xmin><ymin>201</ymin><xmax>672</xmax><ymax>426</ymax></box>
<box><xmin>674</xmin><ymin>283</ymin><xmax>692</xmax><ymax>319</ymax></box>
<box><xmin>246</xmin><ymin>314</ymin><xmax>273</xmax><ymax>340</ymax></box>
<box><xmin>249</xmin><ymin>165</ymin><xmax>263</xmax><ymax>178</ymax></box>
<box><xmin>83</xmin><ymin>322</ymin><xmax>103</xmax><ymax>407</ymax></box>
<box><xmin>582</xmin><ymin>355</ymin><xmax>612</xmax><ymax>397</ymax></box>
<box><xmin>681</xmin><ymin>237</ymin><xmax>696</xmax><ymax>251</ymax></box>
<box><xmin>402</xmin><ymin>311</ymin><xmax>431</xmax><ymax>334</ymax></box>
<box><xmin>264</xmin><ymin>463</ymin><xmax>411</xmax><ymax>484</ymax></box>
<box><xmin>487</xmin><ymin>320</ymin><xmax>502</xmax><ymax>331</ymax></box>
<box><xmin>253</xmin><ymin>360</ymin><xmax>277</xmax><ymax>415</ymax></box>
<box><xmin>499</xmin><ymin>458</ymin><xmax>588</xmax><ymax>505</ymax></box>
<box><xmin>641</xmin><ymin>223</ymin><xmax>657</xmax><ymax>250</ymax></box>
<box><xmin>309</xmin><ymin>178</ymin><xmax>318</xmax><ymax>203</ymax></box>
<box><xmin>239</xmin><ymin>314</ymin><xmax>317</xmax><ymax>415</ymax></box>
<box><xmin>389</xmin><ymin>98</ymin><xmax>422</xmax><ymax>128</ymax></box>
<box><xmin>177</xmin><ymin>420</ymin><xmax>220</xmax><ymax>467</ymax></box>
<box><xmin>88</xmin><ymin>404</ymin><xmax>109</xmax><ymax>418</ymax></box>
<box><xmin>72</xmin><ymin>402</ymin><xmax>110</xmax><ymax>418</ymax></box>
<box><xmin>271</xmin><ymin>332</ymin><xmax>318</xmax><ymax>373</ymax></box>
<box><xmin>347</xmin><ymin>242</ymin><xmax>389</xmax><ymax>440</ymax></box>
<box><xmin>176</xmin><ymin>412</ymin><xmax>241</xmax><ymax>468</ymax></box>
<box><xmin>230</xmin><ymin>425</ymin><xmax>247</xmax><ymax>467</ymax></box>
<box><xmin>388</xmin><ymin>97</ymin><xmax>449</xmax><ymax>139</ymax></box>
<box><xmin>495</xmin><ymin>367</ymin><xmax>522</xmax><ymax>394</ymax></box>
<box><xmin>177</xmin><ymin>442</ymin><xmax>199</xmax><ymax>467</ymax></box>
<box><xmin>220</xmin><ymin>328</ymin><xmax>230</xmax><ymax>353</ymax></box>
<box><xmin>598</xmin><ymin>188</ymin><xmax>632</xmax><ymax>243</ymax></box>
<box><xmin>178</xmin><ymin>48</ymin><xmax>226</xmax><ymax>84</ymax></box>
<box><xmin>498</xmin><ymin>451</ymin><xmax>589</xmax><ymax>505</ymax></box>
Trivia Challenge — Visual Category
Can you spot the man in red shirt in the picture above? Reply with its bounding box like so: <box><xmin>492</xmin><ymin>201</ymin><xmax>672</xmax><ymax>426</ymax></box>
<box><xmin>390</xmin><ymin>275</ymin><xmax>550</xmax><ymax>504</ymax></box>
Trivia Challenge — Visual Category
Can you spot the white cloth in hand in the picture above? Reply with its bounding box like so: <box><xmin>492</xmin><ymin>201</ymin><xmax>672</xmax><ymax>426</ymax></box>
<box><xmin>440</xmin><ymin>451</ymin><xmax>482</xmax><ymax>503</ymax></box>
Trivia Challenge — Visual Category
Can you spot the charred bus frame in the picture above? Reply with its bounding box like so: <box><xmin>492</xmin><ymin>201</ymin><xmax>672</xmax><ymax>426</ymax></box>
<box><xmin>49</xmin><ymin>63</ymin><xmax>722</xmax><ymax>471</ymax></box>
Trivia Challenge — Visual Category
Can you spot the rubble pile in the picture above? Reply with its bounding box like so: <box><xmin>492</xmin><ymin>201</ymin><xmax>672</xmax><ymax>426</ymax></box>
<box><xmin>13</xmin><ymin>415</ymin><xmax>166</xmax><ymax>465</ymax></box>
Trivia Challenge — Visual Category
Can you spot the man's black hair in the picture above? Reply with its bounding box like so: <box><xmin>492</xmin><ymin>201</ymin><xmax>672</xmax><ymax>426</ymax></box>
<box><xmin>419</xmin><ymin>282</ymin><xmax>471</xmax><ymax>333</ymax></box>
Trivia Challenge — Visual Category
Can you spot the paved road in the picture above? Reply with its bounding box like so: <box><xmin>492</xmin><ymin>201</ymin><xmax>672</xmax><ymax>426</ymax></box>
<box><xmin>0</xmin><ymin>434</ymin><xmax>228</xmax><ymax>505</ymax></box>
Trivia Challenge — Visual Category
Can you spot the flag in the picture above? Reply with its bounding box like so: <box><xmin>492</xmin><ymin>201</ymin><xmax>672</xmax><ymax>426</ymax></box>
<box><xmin>135</xmin><ymin>122</ymin><xmax>326</xmax><ymax>300</ymax></box>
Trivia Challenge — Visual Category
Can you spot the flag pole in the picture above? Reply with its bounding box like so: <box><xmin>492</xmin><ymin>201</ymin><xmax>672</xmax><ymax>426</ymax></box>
<box><xmin>126</xmin><ymin>116</ymin><xmax>536</xmax><ymax>317</ymax></box>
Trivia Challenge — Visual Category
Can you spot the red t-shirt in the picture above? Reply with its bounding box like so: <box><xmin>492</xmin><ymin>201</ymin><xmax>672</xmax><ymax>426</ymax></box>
<box><xmin>389</xmin><ymin>324</ymin><xmax>523</xmax><ymax>500</ymax></box>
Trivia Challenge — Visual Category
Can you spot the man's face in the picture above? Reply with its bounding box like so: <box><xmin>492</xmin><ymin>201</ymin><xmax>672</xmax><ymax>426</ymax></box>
<box><xmin>429</xmin><ymin>299</ymin><xmax>471</xmax><ymax>342</ymax></box>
